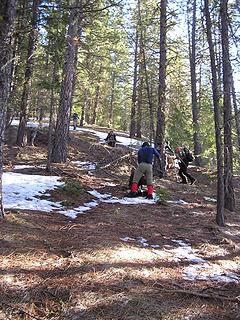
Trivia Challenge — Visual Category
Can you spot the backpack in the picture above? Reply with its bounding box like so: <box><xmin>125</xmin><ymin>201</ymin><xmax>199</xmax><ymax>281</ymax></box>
<box><xmin>184</xmin><ymin>148</ymin><xmax>194</xmax><ymax>162</ymax></box>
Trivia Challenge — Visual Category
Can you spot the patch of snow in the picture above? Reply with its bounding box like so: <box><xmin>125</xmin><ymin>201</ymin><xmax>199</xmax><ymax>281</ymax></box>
<box><xmin>167</xmin><ymin>199</ymin><xmax>189</xmax><ymax>205</ymax></box>
<box><xmin>88</xmin><ymin>190</ymin><xmax>112</xmax><ymax>199</ymax></box>
<box><xmin>204</xmin><ymin>196</ymin><xmax>217</xmax><ymax>202</ymax></box>
<box><xmin>3</xmin><ymin>172</ymin><xmax>63</xmax><ymax>212</ymax></box>
<box><xmin>58</xmin><ymin>201</ymin><xmax>99</xmax><ymax>219</ymax></box>
<box><xmin>138</xmin><ymin>237</ymin><xmax>148</xmax><ymax>247</ymax></box>
<box><xmin>76</xmin><ymin>127</ymin><xmax>143</xmax><ymax>148</ymax></box>
<box><xmin>72</xmin><ymin>161</ymin><xmax>96</xmax><ymax>171</ymax></box>
<box><xmin>184</xmin><ymin>264</ymin><xmax>240</xmax><ymax>283</ymax></box>
<box><xmin>120</xmin><ymin>237</ymin><xmax>136</xmax><ymax>242</ymax></box>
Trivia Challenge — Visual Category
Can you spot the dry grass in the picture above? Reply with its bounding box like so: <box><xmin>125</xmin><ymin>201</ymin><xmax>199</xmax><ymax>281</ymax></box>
<box><xmin>0</xmin><ymin>128</ymin><xmax>240</xmax><ymax>319</ymax></box>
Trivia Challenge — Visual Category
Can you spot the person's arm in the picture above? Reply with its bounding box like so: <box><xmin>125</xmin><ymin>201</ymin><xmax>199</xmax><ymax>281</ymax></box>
<box><xmin>153</xmin><ymin>148</ymin><xmax>160</xmax><ymax>159</ymax></box>
<box><xmin>137</xmin><ymin>149</ymin><xmax>142</xmax><ymax>163</ymax></box>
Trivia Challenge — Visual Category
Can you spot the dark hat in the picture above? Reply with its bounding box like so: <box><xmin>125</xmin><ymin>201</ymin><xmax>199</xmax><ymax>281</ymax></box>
<box><xmin>142</xmin><ymin>142</ymin><xmax>150</xmax><ymax>147</ymax></box>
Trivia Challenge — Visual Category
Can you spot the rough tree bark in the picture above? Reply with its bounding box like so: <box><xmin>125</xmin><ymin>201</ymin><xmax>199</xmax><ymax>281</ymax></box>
<box><xmin>16</xmin><ymin>0</ymin><xmax>39</xmax><ymax>146</ymax></box>
<box><xmin>154</xmin><ymin>0</ymin><xmax>167</xmax><ymax>177</ymax></box>
<box><xmin>204</xmin><ymin>0</ymin><xmax>225</xmax><ymax>226</ymax></box>
<box><xmin>129</xmin><ymin>24</ymin><xmax>138</xmax><ymax>138</ymax></box>
<box><xmin>220</xmin><ymin>0</ymin><xmax>235</xmax><ymax>211</ymax></box>
<box><xmin>51</xmin><ymin>1</ymin><xmax>82</xmax><ymax>163</ymax></box>
<box><xmin>188</xmin><ymin>0</ymin><xmax>202</xmax><ymax>166</ymax></box>
<box><xmin>0</xmin><ymin>0</ymin><xmax>18</xmax><ymax>218</ymax></box>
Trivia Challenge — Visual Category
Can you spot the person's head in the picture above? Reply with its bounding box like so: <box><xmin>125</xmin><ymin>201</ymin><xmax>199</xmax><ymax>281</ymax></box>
<box><xmin>142</xmin><ymin>141</ymin><xmax>150</xmax><ymax>148</ymax></box>
<box><xmin>175</xmin><ymin>147</ymin><xmax>182</xmax><ymax>154</ymax></box>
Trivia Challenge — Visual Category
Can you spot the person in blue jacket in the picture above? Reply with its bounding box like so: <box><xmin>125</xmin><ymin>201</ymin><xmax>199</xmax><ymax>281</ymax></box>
<box><xmin>128</xmin><ymin>142</ymin><xmax>161</xmax><ymax>199</ymax></box>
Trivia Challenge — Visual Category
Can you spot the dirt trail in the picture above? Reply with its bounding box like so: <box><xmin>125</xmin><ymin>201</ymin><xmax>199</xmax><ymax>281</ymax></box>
<box><xmin>0</xmin><ymin>127</ymin><xmax>240</xmax><ymax>320</ymax></box>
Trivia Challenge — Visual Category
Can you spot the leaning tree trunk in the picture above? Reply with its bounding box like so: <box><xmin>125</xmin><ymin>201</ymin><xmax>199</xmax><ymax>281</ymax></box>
<box><xmin>154</xmin><ymin>0</ymin><xmax>167</xmax><ymax>177</ymax></box>
<box><xmin>188</xmin><ymin>0</ymin><xmax>202</xmax><ymax>166</ymax></box>
<box><xmin>16</xmin><ymin>0</ymin><xmax>39</xmax><ymax>146</ymax></box>
<box><xmin>129</xmin><ymin>25</ymin><xmax>139</xmax><ymax>138</ymax></box>
<box><xmin>0</xmin><ymin>0</ymin><xmax>18</xmax><ymax>218</ymax></box>
<box><xmin>220</xmin><ymin>0</ymin><xmax>235</xmax><ymax>212</ymax></box>
<box><xmin>51</xmin><ymin>2</ymin><xmax>81</xmax><ymax>163</ymax></box>
<box><xmin>204</xmin><ymin>0</ymin><xmax>225</xmax><ymax>226</ymax></box>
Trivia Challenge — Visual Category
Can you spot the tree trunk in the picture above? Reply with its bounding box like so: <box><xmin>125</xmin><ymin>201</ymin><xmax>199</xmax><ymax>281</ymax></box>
<box><xmin>46</xmin><ymin>60</ymin><xmax>57</xmax><ymax>172</ymax></box>
<box><xmin>230</xmin><ymin>70</ymin><xmax>240</xmax><ymax>150</ymax></box>
<box><xmin>16</xmin><ymin>0</ymin><xmax>39</xmax><ymax>146</ymax></box>
<box><xmin>91</xmin><ymin>83</ymin><xmax>100</xmax><ymax>125</ymax></box>
<box><xmin>154</xmin><ymin>0</ymin><xmax>167</xmax><ymax>177</ymax></box>
<box><xmin>142</xmin><ymin>45</ymin><xmax>155</xmax><ymax>144</ymax></box>
<box><xmin>129</xmin><ymin>26</ymin><xmax>138</xmax><ymax>138</ymax></box>
<box><xmin>80</xmin><ymin>89</ymin><xmax>87</xmax><ymax>127</ymax></box>
<box><xmin>108</xmin><ymin>71</ymin><xmax>116</xmax><ymax>127</ymax></box>
<box><xmin>188</xmin><ymin>0</ymin><xmax>202</xmax><ymax>166</ymax></box>
<box><xmin>220</xmin><ymin>0</ymin><xmax>235</xmax><ymax>211</ymax></box>
<box><xmin>0</xmin><ymin>0</ymin><xmax>18</xmax><ymax>218</ymax></box>
<box><xmin>51</xmin><ymin>1</ymin><xmax>82</xmax><ymax>163</ymax></box>
<box><xmin>204</xmin><ymin>0</ymin><xmax>225</xmax><ymax>226</ymax></box>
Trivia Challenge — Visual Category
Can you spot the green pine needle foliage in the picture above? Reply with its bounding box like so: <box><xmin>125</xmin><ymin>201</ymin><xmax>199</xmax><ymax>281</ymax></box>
<box><xmin>58</xmin><ymin>179</ymin><xmax>84</xmax><ymax>196</ymax></box>
<box><xmin>155</xmin><ymin>187</ymin><xmax>170</xmax><ymax>202</ymax></box>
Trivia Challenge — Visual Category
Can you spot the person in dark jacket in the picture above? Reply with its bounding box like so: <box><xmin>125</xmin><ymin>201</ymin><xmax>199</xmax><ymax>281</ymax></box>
<box><xmin>105</xmin><ymin>130</ymin><xmax>117</xmax><ymax>147</ymax></box>
<box><xmin>128</xmin><ymin>142</ymin><xmax>161</xmax><ymax>199</ymax></box>
<box><xmin>72</xmin><ymin>113</ymin><xmax>79</xmax><ymax>130</ymax></box>
<box><xmin>175</xmin><ymin>146</ymin><xmax>195</xmax><ymax>185</ymax></box>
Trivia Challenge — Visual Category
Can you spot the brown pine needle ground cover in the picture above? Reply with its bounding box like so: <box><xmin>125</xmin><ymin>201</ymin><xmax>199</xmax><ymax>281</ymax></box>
<box><xmin>0</xmin><ymin>126</ymin><xmax>240</xmax><ymax>320</ymax></box>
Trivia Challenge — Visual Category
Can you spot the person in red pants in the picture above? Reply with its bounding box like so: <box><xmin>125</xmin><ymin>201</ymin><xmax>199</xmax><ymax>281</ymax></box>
<box><xmin>128</xmin><ymin>142</ymin><xmax>161</xmax><ymax>199</ymax></box>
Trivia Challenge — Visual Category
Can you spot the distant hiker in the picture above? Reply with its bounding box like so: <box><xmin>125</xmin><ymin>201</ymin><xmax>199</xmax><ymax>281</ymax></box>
<box><xmin>164</xmin><ymin>140</ymin><xmax>174</xmax><ymax>155</ymax></box>
<box><xmin>164</xmin><ymin>140</ymin><xmax>175</xmax><ymax>172</ymax></box>
<box><xmin>128</xmin><ymin>142</ymin><xmax>161</xmax><ymax>199</ymax></box>
<box><xmin>30</xmin><ymin>126</ymin><xmax>38</xmax><ymax>146</ymax></box>
<box><xmin>175</xmin><ymin>146</ymin><xmax>195</xmax><ymax>185</ymax></box>
<box><xmin>105</xmin><ymin>130</ymin><xmax>117</xmax><ymax>147</ymax></box>
<box><xmin>72</xmin><ymin>113</ymin><xmax>79</xmax><ymax>130</ymax></box>
<box><xmin>128</xmin><ymin>167</ymin><xmax>147</xmax><ymax>196</ymax></box>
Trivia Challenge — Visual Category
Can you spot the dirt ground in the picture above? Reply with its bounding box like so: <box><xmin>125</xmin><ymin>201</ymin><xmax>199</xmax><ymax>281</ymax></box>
<box><xmin>0</xmin><ymin>126</ymin><xmax>240</xmax><ymax>320</ymax></box>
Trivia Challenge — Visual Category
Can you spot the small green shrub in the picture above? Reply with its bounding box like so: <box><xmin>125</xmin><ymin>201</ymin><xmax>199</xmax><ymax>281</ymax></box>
<box><xmin>58</xmin><ymin>179</ymin><xmax>84</xmax><ymax>196</ymax></box>
<box><xmin>155</xmin><ymin>187</ymin><xmax>170</xmax><ymax>201</ymax></box>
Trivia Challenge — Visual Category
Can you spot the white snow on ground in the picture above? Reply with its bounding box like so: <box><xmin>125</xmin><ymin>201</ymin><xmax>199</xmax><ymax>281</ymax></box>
<box><xmin>2</xmin><ymin>171</ymin><xmax>156</xmax><ymax>219</ymax></box>
<box><xmin>120</xmin><ymin>237</ymin><xmax>240</xmax><ymax>283</ymax></box>
<box><xmin>167</xmin><ymin>199</ymin><xmax>189</xmax><ymax>205</ymax></box>
<box><xmin>3</xmin><ymin>172</ymin><xmax>63</xmax><ymax>212</ymax></box>
<box><xmin>58</xmin><ymin>201</ymin><xmax>99</xmax><ymax>219</ymax></box>
<box><xmin>11</xmin><ymin>119</ymin><xmax>49</xmax><ymax>128</ymax></box>
<box><xmin>204</xmin><ymin>196</ymin><xmax>217</xmax><ymax>202</ymax></box>
<box><xmin>76</xmin><ymin>127</ymin><xmax>143</xmax><ymax>148</ymax></box>
<box><xmin>72</xmin><ymin>161</ymin><xmax>96</xmax><ymax>171</ymax></box>
<box><xmin>89</xmin><ymin>189</ymin><xmax>156</xmax><ymax>205</ymax></box>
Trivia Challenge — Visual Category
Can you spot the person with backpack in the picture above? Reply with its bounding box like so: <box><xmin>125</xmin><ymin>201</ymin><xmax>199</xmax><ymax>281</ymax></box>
<box><xmin>105</xmin><ymin>130</ymin><xmax>117</xmax><ymax>147</ymax></box>
<box><xmin>175</xmin><ymin>146</ymin><xmax>196</xmax><ymax>185</ymax></box>
<box><xmin>128</xmin><ymin>142</ymin><xmax>161</xmax><ymax>199</ymax></box>
<box><xmin>72</xmin><ymin>113</ymin><xmax>79</xmax><ymax>130</ymax></box>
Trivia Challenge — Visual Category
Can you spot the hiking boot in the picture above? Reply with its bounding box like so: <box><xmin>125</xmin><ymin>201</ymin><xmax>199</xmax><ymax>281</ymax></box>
<box><xmin>190</xmin><ymin>178</ymin><xmax>196</xmax><ymax>185</ymax></box>
<box><xmin>146</xmin><ymin>194</ymin><xmax>153</xmax><ymax>200</ymax></box>
<box><xmin>126</xmin><ymin>191</ymin><xmax>137</xmax><ymax>198</ymax></box>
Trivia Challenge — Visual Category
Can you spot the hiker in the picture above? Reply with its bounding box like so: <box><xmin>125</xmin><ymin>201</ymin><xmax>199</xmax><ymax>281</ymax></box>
<box><xmin>72</xmin><ymin>113</ymin><xmax>79</xmax><ymax>130</ymax></box>
<box><xmin>105</xmin><ymin>130</ymin><xmax>117</xmax><ymax>147</ymax></box>
<box><xmin>164</xmin><ymin>140</ymin><xmax>174</xmax><ymax>155</ymax></box>
<box><xmin>128</xmin><ymin>142</ymin><xmax>161</xmax><ymax>199</ymax></box>
<box><xmin>128</xmin><ymin>167</ymin><xmax>147</xmax><ymax>196</ymax></box>
<box><xmin>175</xmin><ymin>146</ymin><xmax>196</xmax><ymax>185</ymax></box>
<box><xmin>164</xmin><ymin>140</ymin><xmax>175</xmax><ymax>172</ymax></box>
